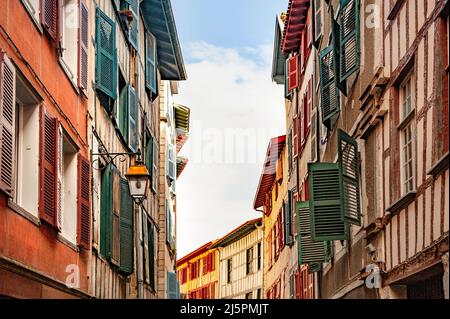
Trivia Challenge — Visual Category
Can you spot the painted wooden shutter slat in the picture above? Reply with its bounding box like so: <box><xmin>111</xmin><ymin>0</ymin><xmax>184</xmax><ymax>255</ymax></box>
<box><xmin>0</xmin><ymin>52</ymin><xmax>16</xmax><ymax>197</ymax></box>
<box><xmin>39</xmin><ymin>107</ymin><xmax>58</xmax><ymax>226</ymax></box>
<box><xmin>111</xmin><ymin>167</ymin><xmax>121</xmax><ymax>265</ymax></box>
<box><xmin>128</xmin><ymin>0</ymin><xmax>139</xmax><ymax>51</ymax></box>
<box><xmin>118</xmin><ymin>85</ymin><xmax>129</xmax><ymax>144</ymax></box>
<box><xmin>152</xmin><ymin>138</ymin><xmax>158</xmax><ymax>192</ymax></box>
<box><xmin>288</xmin><ymin>55</ymin><xmax>299</xmax><ymax>92</ymax></box>
<box><xmin>338</xmin><ymin>129</ymin><xmax>361</xmax><ymax>225</ymax></box>
<box><xmin>145</xmin><ymin>32</ymin><xmax>157</xmax><ymax>94</ymax></box>
<box><xmin>79</xmin><ymin>1</ymin><xmax>89</xmax><ymax>93</ymax></box>
<box><xmin>119</xmin><ymin>177</ymin><xmax>134</xmax><ymax>274</ymax></box>
<box><xmin>340</xmin><ymin>0</ymin><xmax>360</xmax><ymax>81</ymax></box>
<box><xmin>319</xmin><ymin>45</ymin><xmax>340</xmax><ymax>127</ymax></box>
<box><xmin>167</xmin><ymin>272</ymin><xmax>179</xmax><ymax>299</ymax></box>
<box><xmin>128</xmin><ymin>86</ymin><xmax>138</xmax><ymax>151</ymax></box>
<box><xmin>308</xmin><ymin>162</ymin><xmax>346</xmax><ymax>241</ymax></box>
<box><xmin>77</xmin><ymin>154</ymin><xmax>91</xmax><ymax>249</ymax></box>
<box><xmin>142</xmin><ymin>212</ymin><xmax>150</xmax><ymax>283</ymax></box>
<box><xmin>100</xmin><ymin>164</ymin><xmax>112</xmax><ymax>258</ymax></box>
<box><xmin>41</xmin><ymin>0</ymin><xmax>58</xmax><ymax>40</ymax></box>
<box><xmin>95</xmin><ymin>9</ymin><xmax>117</xmax><ymax>99</ymax></box>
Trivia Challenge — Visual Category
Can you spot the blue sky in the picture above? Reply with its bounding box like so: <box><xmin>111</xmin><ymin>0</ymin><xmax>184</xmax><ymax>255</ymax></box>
<box><xmin>173</xmin><ymin>0</ymin><xmax>288</xmax><ymax>257</ymax></box>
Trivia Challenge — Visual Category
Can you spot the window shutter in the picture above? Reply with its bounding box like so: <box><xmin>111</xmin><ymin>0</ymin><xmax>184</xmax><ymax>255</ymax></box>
<box><xmin>288</xmin><ymin>55</ymin><xmax>299</xmax><ymax>92</ymax></box>
<box><xmin>100</xmin><ymin>164</ymin><xmax>113</xmax><ymax>258</ymax></box>
<box><xmin>111</xmin><ymin>167</ymin><xmax>121</xmax><ymax>265</ymax></box>
<box><xmin>119</xmin><ymin>178</ymin><xmax>134</xmax><ymax>274</ymax></box>
<box><xmin>118</xmin><ymin>85</ymin><xmax>129</xmax><ymax>145</ymax></box>
<box><xmin>95</xmin><ymin>9</ymin><xmax>117</xmax><ymax>99</ymax></box>
<box><xmin>79</xmin><ymin>1</ymin><xmax>89</xmax><ymax>93</ymax></box>
<box><xmin>167</xmin><ymin>272</ymin><xmax>179</xmax><ymax>299</ymax></box>
<box><xmin>287</xmin><ymin>131</ymin><xmax>292</xmax><ymax>169</ymax></box>
<box><xmin>145</xmin><ymin>134</ymin><xmax>153</xmax><ymax>172</ymax></box>
<box><xmin>41</xmin><ymin>0</ymin><xmax>58</xmax><ymax>41</ymax></box>
<box><xmin>309</xmin><ymin>263</ymin><xmax>322</xmax><ymax>273</ymax></box>
<box><xmin>128</xmin><ymin>86</ymin><xmax>138</xmax><ymax>151</ymax></box>
<box><xmin>339</xmin><ymin>0</ymin><xmax>360</xmax><ymax>81</ymax></box>
<box><xmin>308</xmin><ymin>162</ymin><xmax>346</xmax><ymax>241</ymax></box>
<box><xmin>142</xmin><ymin>212</ymin><xmax>150</xmax><ymax>283</ymax></box>
<box><xmin>152</xmin><ymin>138</ymin><xmax>158</xmax><ymax>192</ymax></box>
<box><xmin>293</xmin><ymin>117</ymin><xmax>298</xmax><ymax>158</ymax></box>
<box><xmin>297</xmin><ymin>201</ymin><xmax>328</xmax><ymax>264</ymax></box>
<box><xmin>145</xmin><ymin>32</ymin><xmax>157</xmax><ymax>94</ymax></box>
<box><xmin>319</xmin><ymin>45</ymin><xmax>340</xmax><ymax>127</ymax></box>
<box><xmin>338</xmin><ymin>129</ymin><xmax>361</xmax><ymax>225</ymax></box>
<box><xmin>302</xmin><ymin>93</ymin><xmax>308</xmax><ymax>143</ymax></box>
<box><xmin>284</xmin><ymin>191</ymin><xmax>294</xmax><ymax>245</ymax></box>
<box><xmin>39</xmin><ymin>107</ymin><xmax>58</xmax><ymax>226</ymax></box>
<box><xmin>0</xmin><ymin>52</ymin><xmax>16</xmax><ymax>197</ymax></box>
<box><xmin>332</xmin><ymin>18</ymin><xmax>347</xmax><ymax>96</ymax></box>
<box><xmin>77</xmin><ymin>154</ymin><xmax>91</xmax><ymax>249</ymax></box>
<box><xmin>128</xmin><ymin>0</ymin><xmax>139</xmax><ymax>51</ymax></box>
<box><xmin>167</xmin><ymin>144</ymin><xmax>175</xmax><ymax>181</ymax></box>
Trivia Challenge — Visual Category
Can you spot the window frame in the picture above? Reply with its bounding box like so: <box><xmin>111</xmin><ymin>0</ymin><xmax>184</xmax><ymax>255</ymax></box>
<box><xmin>227</xmin><ymin>258</ymin><xmax>232</xmax><ymax>284</ymax></box>
<box><xmin>246</xmin><ymin>247</ymin><xmax>254</xmax><ymax>275</ymax></box>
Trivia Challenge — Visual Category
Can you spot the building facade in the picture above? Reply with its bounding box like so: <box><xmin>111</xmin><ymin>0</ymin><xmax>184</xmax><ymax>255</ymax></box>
<box><xmin>212</xmin><ymin>218</ymin><xmax>264</xmax><ymax>299</ymax></box>
<box><xmin>177</xmin><ymin>242</ymin><xmax>219</xmax><ymax>299</ymax></box>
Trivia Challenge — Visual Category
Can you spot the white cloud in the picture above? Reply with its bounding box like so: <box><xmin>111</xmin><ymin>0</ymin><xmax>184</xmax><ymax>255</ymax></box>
<box><xmin>175</xmin><ymin>42</ymin><xmax>285</xmax><ymax>258</ymax></box>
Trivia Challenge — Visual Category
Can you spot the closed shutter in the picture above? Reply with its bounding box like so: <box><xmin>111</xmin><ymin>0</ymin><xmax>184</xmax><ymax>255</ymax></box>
<box><xmin>319</xmin><ymin>45</ymin><xmax>339</xmax><ymax>127</ymax></box>
<box><xmin>79</xmin><ymin>1</ymin><xmax>89</xmax><ymax>93</ymax></box>
<box><xmin>128</xmin><ymin>0</ymin><xmax>139</xmax><ymax>51</ymax></box>
<box><xmin>167</xmin><ymin>272</ymin><xmax>179</xmax><ymax>299</ymax></box>
<box><xmin>338</xmin><ymin>129</ymin><xmax>361</xmax><ymax>225</ymax></box>
<box><xmin>308</xmin><ymin>162</ymin><xmax>346</xmax><ymax>241</ymax></box>
<box><xmin>119</xmin><ymin>178</ymin><xmax>133</xmax><ymax>274</ymax></box>
<box><xmin>39</xmin><ymin>107</ymin><xmax>58</xmax><ymax>226</ymax></box>
<box><xmin>128</xmin><ymin>86</ymin><xmax>138</xmax><ymax>151</ymax></box>
<box><xmin>288</xmin><ymin>55</ymin><xmax>299</xmax><ymax>91</ymax></box>
<box><xmin>118</xmin><ymin>85</ymin><xmax>129</xmax><ymax>145</ymax></box>
<box><xmin>100</xmin><ymin>164</ymin><xmax>113</xmax><ymax>258</ymax></box>
<box><xmin>145</xmin><ymin>32</ymin><xmax>157</xmax><ymax>94</ymax></box>
<box><xmin>0</xmin><ymin>52</ymin><xmax>16</xmax><ymax>197</ymax></box>
<box><xmin>77</xmin><ymin>154</ymin><xmax>91</xmax><ymax>249</ymax></box>
<box><xmin>340</xmin><ymin>0</ymin><xmax>360</xmax><ymax>81</ymax></box>
<box><xmin>41</xmin><ymin>0</ymin><xmax>58</xmax><ymax>40</ymax></box>
<box><xmin>111</xmin><ymin>167</ymin><xmax>121</xmax><ymax>265</ymax></box>
<box><xmin>297</xmin><ymin>201</ymin><xmax>328</xmax><ymax>264</ymax></box>
<box><xmin>95</xmin><ymin>8</ymin><xmax>117</xmax><ymax>99</ymax></box>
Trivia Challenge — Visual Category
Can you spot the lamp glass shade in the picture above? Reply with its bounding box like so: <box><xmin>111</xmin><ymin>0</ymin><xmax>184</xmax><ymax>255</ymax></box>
<box><xmin>125</xmin><ymin>163</ymin><xmax>150</xmax><ymax>200</ymax></box>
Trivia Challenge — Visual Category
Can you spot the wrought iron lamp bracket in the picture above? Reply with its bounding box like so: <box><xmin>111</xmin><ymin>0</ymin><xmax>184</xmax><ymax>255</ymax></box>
<box><xmin>91</xmin><ymin>151</ymin><xmax>140</xmax><ymax>171</ymax></box>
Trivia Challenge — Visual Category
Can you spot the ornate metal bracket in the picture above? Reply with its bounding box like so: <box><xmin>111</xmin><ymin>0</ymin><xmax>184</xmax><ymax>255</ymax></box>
<box><xmin>91</xmin><ymin>151</ymin><xmax>140</xmax><ymax>171</ymax></box>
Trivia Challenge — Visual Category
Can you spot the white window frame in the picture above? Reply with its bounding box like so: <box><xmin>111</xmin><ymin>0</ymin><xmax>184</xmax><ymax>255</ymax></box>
<box><xmin>59</xmin><ymin>0</ymin><xmax>79</xmax><ymax>88</ymax></box>
<box><xmin>21</xmin><ymin>0</ymin><xmax>42</xmax><ymax>32</ymax></box>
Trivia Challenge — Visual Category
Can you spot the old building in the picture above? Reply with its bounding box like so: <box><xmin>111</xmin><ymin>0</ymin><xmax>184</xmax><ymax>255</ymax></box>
<box><xmin>0</xmin><ymin>0</ymin><xmax>91</xmax><ymax>298</ymax></box>
<box><xmin>177</xmin><ymin>242</ymin><xmax>219</xmax><ymax>299</ymax></box>
<box><xmin>212</xmin><ymin>218</ymin><xmax>264</xmax><ymax>299</ymax></box>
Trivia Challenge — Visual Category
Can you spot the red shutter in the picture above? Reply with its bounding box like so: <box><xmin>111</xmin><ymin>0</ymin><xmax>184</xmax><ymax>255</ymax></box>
<box><xmin>39</xmin><ymin>107</ymin><xmax>58</xmax><ymax>226</ymax></box>
<box><xmin>288</xmin><ymin>55</ymin><xmax>298</xmax><ymax>91</ymax></box>
<box><xmin>0</xmin><ymin>52</ymin><xmax>16</xmax><ymax>197</ymax></box>
<box><xmin>77</xmin><ymin>154</ymin><xmax>91</xmax><ymax>249</ymax></box>
<box><xmin>41</xmin><ymin>0</ymin><xmax>59</xmax><ymax>41</ymax></box>
<box><xmin>78</xmin><ymin>0</ymin><xmax>89</xmax><ymax>93</ymax></box>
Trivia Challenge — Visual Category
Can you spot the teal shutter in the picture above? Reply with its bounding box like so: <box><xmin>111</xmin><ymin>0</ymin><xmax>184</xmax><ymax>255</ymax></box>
<box><xmin>145</xmin><ymin>32</ymin><xmax>157</xmax><ymax>95</ymax></box>
<box><xmin>118</xmin><ymin>85</ymin><xmax>129</xmax><ymax>145</ymax></box>
<box><xmin>148</xmin><ymin>220</ymin><xmax>155</xmax><ymax>290</ymax></box>
<box><xmin>339</xmin><ymin>0</ymin><xmax>360</xmax><ymax>81</ymax></box>
<box><xmin>128</xmin><ymin>0</ymin><xmax>139</xmax><ymax>51</ymax></box>
<box><xmin>95</xmin><ymin>9</ymin><xmax>117</xmax><ymax>99</ymax></box>
<box><xmin>167</xmin><ymin>272</ymin><xmax>179</xmax><ymax>299</ymax></box>
<box><xmin>128</xmin><ymin>86</ymin><xmax>138</xmax><ymax>152</ymax></box>
<box><xmin>100</xmin><ymin>164</ymin><xmax>113</xmax><ymax>258</ymax></box>
<box><xmin>119</xmin><ymin>178</ymin><xmax>134</xmax><ymax>274</ymax></box>
<box><xmin>319</xmin><ymin>45</ymin><xmax>340</xmax><ymax>128</ymax></box>
<box><xmin>308</xmin><ymin>162</ymin><xmax>346</xmax><ymax>241</ymax></box>
<box><xmin>338</xmin><ymin>129</ymin><xmax>361</xmax><ymax>225</ymax></box>
<box><xmin>297</xmin><ymin>201</ymin><xmax>329</xmax><ymax>264</ymax></box>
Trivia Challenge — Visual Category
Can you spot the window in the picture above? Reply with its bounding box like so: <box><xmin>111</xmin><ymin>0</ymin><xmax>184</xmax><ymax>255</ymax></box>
<box><xmin>246</xmin><ymin>247</ymin><xmax>253</xmax><ymax>275</ymax></box>
<box><xmin>339</xmin><ymin>0</ymin><xmax>360</xmax><ymax>81</ymax></box>
<box><xmin>289</xmin><ymin>273</ymin><xmax>295</xmax><ymax>299</ymax></box>
<box><xmin>151</xmin><ymin>136</ymin><xmax>158</xmax><ymax>192</ymax></box>
<box><xmin>314</xmin><ymin>0</ymin><xmax>323</xmax><ymax>41</ymax></box>
<box><xmin>144</xmin><ymin>217</ymin><xmax>156</xmax><ymax>290</ymax></box>
<box><xmin>60</xmin><ymin>0</ymin><xmax>79</xmax><ymax>84</ymax></box>
<box><xmin>21</xmin><ymin>0</ymin><xmax>40</xmax><ymax>27</ymax></box>
<box><xmin>166</xmin><ymin>199</ymin><xmax>175</xmax><ymax>249</ymax></box>
<box><xmin>399</xmin><ymin>74</ymin><xmax>415</xmax><ymax>195</ymax></box>
<box><xmin>283</xmin><ymin>191</ymin><xmax>294</xmax><ymax>245</ymax></box>
<box><xmin>145</xmin><ymin>32</ymin><xmax>157</xmax><ymax>95</ymax></box>
<box><xmin>256</xmin><ymin>289</ymin><xmax>262</xmax><ymax>299</ymax></box>
<box><xmin>227</xmin><ymin>258</ymin><xmax>232</xmax><ymax>284</ymax></box>
<box><xmin>257</xmin><ymin>242</ymin><xmax>262</xmax><ymax>270</ymax></box>
<box><xmin>167</xmin><ymin>143</ymin><xmax>175</xmax><ymax>181</ymax></box>
<box><xmin>245</xmin><ymin>292</ymin><xmax>252</xmax><ymax>299</ymax></box>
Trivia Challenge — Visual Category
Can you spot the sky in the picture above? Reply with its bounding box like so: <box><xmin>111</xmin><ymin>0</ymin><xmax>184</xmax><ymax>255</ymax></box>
<box><xmin>172</xmin><ymin>0</ymin><xmax>289</xmax><ymax>258</ymax></box>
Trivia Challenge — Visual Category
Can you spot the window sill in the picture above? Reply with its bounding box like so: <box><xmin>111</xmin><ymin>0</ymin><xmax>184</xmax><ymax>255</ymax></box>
<box><xmin>396</xmin><ymin>109</ymin><xmax>415</xmax><ymax>131</ymax></box>
<box><xmin>7</xmin><ymin>199</ymin><xmax>40</xmax><ymax>227</ymax></box>
<box><xmin>427</xmin><ymin>152</ymin><xmax>449</xmax><ymax>177</ymax></box>
<box><xmin>57</xmin><ymin>234</ymin><xmax>79</xmax><ymax>253</ymax></box>
<box><xmin>386</xmin><ymin>191</ymin><xmax>417</xmax><ymax>214</ymax></box>
<box><xmin>387</xmin><ymin>0</ymin><xmax>406</xmax><ymax>20</ymax></box>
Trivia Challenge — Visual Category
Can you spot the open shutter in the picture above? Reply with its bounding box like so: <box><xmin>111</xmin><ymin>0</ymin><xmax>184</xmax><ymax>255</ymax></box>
<box><xmin>340</xmin><ymin>0</ymin><xmax>360</xmax><ymax>81</ymax></box>
<box><xmin>167</xmin><ymin>272</ymin><xmax>179</xmax><ymax>299</ymax></box>
<box><xmin>78</xmin><ymin>1</ymin><xmax>89</xmax><ymax>93</ymax></box>
<box><xmin>119</xmin><ymin>178</ymin><xmax>134</xmax><ymax>274</ymax></box>
<box><xmin>128</xmin><ymin>0</ymin><xmax>139</xmax><ymax>51</ymax></box>
<box><xmin>152</xmin><ymin>138</ymin><xmax>158</xmax><ymax>192</ymax></box>
<box><xmin>338</xmin><ymin>129</ymin><xmax>361</xmax><ymax>225</ymax></box>
<box><xmin>111</xmin><ymin>167</ymin><xmax>121</xmax><ymax>265</ymax></box>
<box><xmin>319</xmin><ymin>45</ymin><xmax>339</xmax><ymax>128</ymax></box>
<box><xmin>77</xmin><ymin>154</ymin><xmax>91</xmax><ymax>249</ymax></box>
<box><xmin>142</xmin><ymin>212</ymin><xmax>150</xmax><ymax>283</ymax></box>
<box><xmin>41</xmin><ymin>0</ymin><xmax>58</xmax><ymax>41</ymax></box>
<box><xmin>128</xmin><ymin>86</ymin><xmax>138</xmax><ymax>151</ymax></box>
<box><xmin>145</xmin><ymin>32</ymin><xmax>157</xmax><ymax>94</ymax></box>
<box><xmin>288</xmin><ymin>55</ymin><xmax>299</xmax><ymax>91</ymax></box>
<box><xmin>297</xmin><ymin>201</ymin><xmax>328</xmax><ymax>264</ymax></box>
<box><xmin>148</xmin><ymin>220</ymin><xmax>155</xmax><ymax>289</ymax></box>
<box><xmin>39</xmin><ymin>107</ymin><xmax>58</xmax><ymax>226</ymax></box>
<box><xmin>0</xmin><ymin>53</ymin><xmax>16</xmax><ymax>197</ymax></box>
<box><xmin>100</xmin><ymin>164</ymin><xmax>113</xmax><ymax>258</ymax></box>
<box><xmin>308</xmin><ymin>162</ymin><xmax>346</xmax><ymax>241</ymax></box>
<box><xmin>95</xmin><ymin>8</ymin><xmax>117</xmax><ymax>99</ymax></box>
<box><xmin>118</xmin><ymin>85</ymin><xmax>129</xmax><ymax>144</ymax></box>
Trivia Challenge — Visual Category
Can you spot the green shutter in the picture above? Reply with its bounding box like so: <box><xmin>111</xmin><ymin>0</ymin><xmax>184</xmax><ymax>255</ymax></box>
<box><xmin>338</xmin><ymin>129</ymin><xmax>361</xmax><ymax>225</ymax></box>
<box><xmin>119</xmin><ymin>178</ymin><xmax>134</xmax><ymax>274</ymax></box>
<box><xmin>324</xmin><ymin>240</ymin><xmax>334</xmax><ymax>262</ymax></box>
<box><xmin>297</xmin><ymin>201</ymin><xmax>329</xmax><ymax>264</ymax></box>
<box><xmin>128</xmin><ymin>86</ymin><xmax>138</xmax><ymax>152</ymax></box>
<box><xmin>340</xmin><ymin>0</ymin><xmax>360</xmax><ymax>81</ymax></box>
<box><xmin>308</xmin><ymin>162</ymin><xmax>346</xmax><ymax>241</ymax></box>
<box><xmin>319</xmin><ymin>45</ymin><xmax>340</xmax><ymax>128</ymax></box>
<box><xmin>100</xmin><ymin>164</ymin><xmax>113</xmax><ymax>258</ymax></box>
<box><xmin>95</xmin><ymin>8</ymin><xmax>117</xmax><ymax>99</ymax></box>
<box><xmin>309</xmin><ymin>263</ymin><xmax>322</xmax><ymax>273</ymax></box>
<box><xmin>332</xmin><ymin>17</ymin><xmax>347</xmax><ymax>96</ymax></box>
<box><xmin>145</xmin><ymin>32</ymin><xmax>157</xmax><ymax>95</ymax></box>
<box><xmin>287</xmin><ymin>131</ymin><xmax>292</xmax><ymax>169</ymax></box>
<box><xmin>146</xmin><ymin>134</ymin><xmax>153</xmax><ymax>172</ymax></box>
<box><xmin>148</xmin><ymin>220</ymin><xmax>155</xmax><ymax>290</ymax></box>
<box><xmin>167</xmin><ymin>272</ymin><xmax>179</xmax><ymax>299</ymax></box>
<box><xmin>128</xmin><ymin>0</ymin><xmax>139</xmax><ymax>51</ymax></box>
<box><xmin>118</xmin><ymin>85</ymin><xmax>129</xmax><ymax>145</ymax></box>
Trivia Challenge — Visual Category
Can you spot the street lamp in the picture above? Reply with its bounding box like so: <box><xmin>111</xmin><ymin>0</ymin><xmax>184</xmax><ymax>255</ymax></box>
<box><xmin>126</xmin><ymin>153</ymin><xmax>151</xmax><ymax>205</ymax></box>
